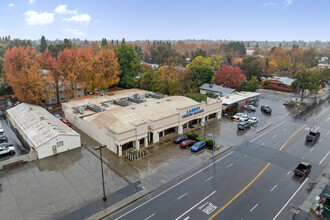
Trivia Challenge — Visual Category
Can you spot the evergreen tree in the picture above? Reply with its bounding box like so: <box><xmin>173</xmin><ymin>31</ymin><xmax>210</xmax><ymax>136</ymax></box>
<box><xmin>101</xmin><ymin>38</ymin><xmax>108</xmax><ymax>47</ymax></box>
<box><xmin>40</xmin><ymin>35</ymin><xmax>47</xmax><ymax>52</ymax></box>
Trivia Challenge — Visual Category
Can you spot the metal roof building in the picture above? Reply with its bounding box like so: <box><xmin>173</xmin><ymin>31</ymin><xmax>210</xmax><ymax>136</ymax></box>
<box><xmin>199</xmin><ymin>83</ymin><xmax>235</xmax><ymax>97</ymax></box>
<box><xmin>7</xmin><ymin>103</ymin><xmax>81</xmax><ymax>159</ymax></box>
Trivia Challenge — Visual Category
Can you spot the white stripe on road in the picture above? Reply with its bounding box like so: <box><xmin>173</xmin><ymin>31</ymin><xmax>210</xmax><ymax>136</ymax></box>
<box><xmin>319</xmin><ymin>150</ymin><xmax>330</xmax><ymax>165</ymax></box>
<box><xmin>226</xmin><ymin>163</ymin><xmax>234</xmax><ymax>168</ymax></box>
<box><xmin>250</xmin><ymin>204</ymin><xmax>258</xmax><ymax>212</ymax></box>
<box><xmin>272</xmin><ymin>135</ymin><xmax>277</xmax><ymax>139</ymax></box>
<box><xmin>204</xmin><ymin>176</ymin><xmax>213</xmax><ymax>182</ymax></box>
<box><xmin>327</xmin><ymin>131</ymin><xmax>330</xmax><ymax>135</ymax></box>
<box><xmin>177</xmin><ymin>193</ymin><xmax>188</xmax><ymax>200</ymax></box>
<box><xmin>319</xmin><ymin>139</ymin><xmax>323</xmax><ymax>143</ymax></box>
<box><xmin>287</xmin><ymin>171</ymin><xmax>291</xmax><ymax>175</ymax></box>
<box><xmin>273</xmin><ymin>178</ymin><xmax>308</xmax><ymax>220</ymax></box>
<box><xmin>270</xmin><ymin>185</ymin><xmax>277</xmax><ymax>192</ymax></box>
<box><xmin>175</xmin><ymin>191</ymin><xmax>216</xmax><ymax>220</ymax></box>
<box><xmin>145</xmin><ymin>213</ymin><xmax>155</xmax><ymax>220</ymax></box>
<box><xmin>261</xmin><ymin>143</ymin><xmax>265</xmax><ymax>146</ymax></box>
<box><xmin>115</xmin><ymin>152</ymin><xmax>234</xmax><ymax>220</ymax></box>
<box><xmin>250</xmin><ymin>121</ymin><xmax>286</xmax><ymax>142</ymax></box>
<box><xmin>183</xmin><ymin>217</ymin><xmax>190</xmax><ymax>220</ymax></box>
<box><xmin>310</xmin><ymin>148</ymin><xmax>314</xmax><ymax>152</ymax></box>
<box><xmin>326</xmin><ymin>117</ymin><xmax>330</xmax><ymax>122</ymax></box>
<box><xmin>283</xmin><ymin>128</ymin><xmax>287</xmax><ymax>131</ymax></box>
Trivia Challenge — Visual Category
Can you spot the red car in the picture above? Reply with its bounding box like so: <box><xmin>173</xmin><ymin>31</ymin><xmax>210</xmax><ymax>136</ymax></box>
<box><xmin>60</xmin><ymin>119</ymin><xmax>72</xmax><ymax>127</ymax></box>
<box><xmin>180</xmin><ymin>139</ymin><xmax>196</xmax><ymax>148</ymax></box>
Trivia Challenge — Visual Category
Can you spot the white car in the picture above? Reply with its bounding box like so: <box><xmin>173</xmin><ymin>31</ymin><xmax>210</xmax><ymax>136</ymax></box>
<box><xmin>239</xmin><ymin>115</ymin><xmax>250</xmax><ymax>122</ymax></box>
<box><xmin>248</xmin><ymin>117</ymin><xmax>259</xmax><ymax>124</ymax></box>
<box><xmin>0</xmin><ymin>125</ymin><xmax>4</xmax><ymax>135</ymax></box>
<box><xmin>233</xmin><ymin>113</ymin><xmax>247</xmax><ymax>120</ymax></box>
<box><xmin>0</xmin><ymin>146</ymin><xmax>15</xmax><ymax>156</ymax></box>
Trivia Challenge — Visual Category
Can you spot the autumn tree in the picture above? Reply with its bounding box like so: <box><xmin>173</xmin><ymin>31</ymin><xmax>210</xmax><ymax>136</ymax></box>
<box><xmin>76</xmin><ymin>47</ymin><xmax>94</xmax><ymax>92</ymax></box>
<box><xmin>270</xmin><ymin>47</ymin><xmax>291</xmax><ymax>71</ymax></box>
<box><xmin>186</xmin><ymin>56</ymin><xmax>212</xmax><ymax>69</ymax></box>
<box><xmin>207</xmin><ymin>55</ymin><xmax>223</xmax><ymax>70</ymax></box>
<box><xmin>262</xmin><ymin>57</ymin><xmax>278</xmax><ymax>75</ymax></box>
<box><xmin>155</xmin><ymin>63</ymin><xmax>186</xmax><ymax>95</ymax></box>
<box><xmin>289</xmin><ymin>47</ymin><xmax>304</xmax><ymax>76</ymax></box>
<box><xmin>302</xmin><ymin>48</ymin><xmax>318</xmax><ymax>68</ymax></box>
<box><xmin>92</xmin><ymin>48</ymin><xmax>120</xmax><ymax>91</ymax></box>
<box><xmin>215</xmin><ymin>65</ymin><xmax>246</xmax><ymax>89</ymax></box>
<box><xmin>3</xmin><ymin>46</ymin><xmax>45</xmax><ymax>104</ymax></box>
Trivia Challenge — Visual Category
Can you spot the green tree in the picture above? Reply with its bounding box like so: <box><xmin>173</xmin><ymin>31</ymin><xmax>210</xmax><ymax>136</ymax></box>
<box><xmin>186</xmin><ymin>66</ymin><xmax>214</xmax><ymax>87</ymax></box>
<box><xmin>239</xmin><ymin>76</ymin><xmax>259</xmax><ymax>92</ymax></box>
<box><xmin>291</xmin><ymin>70</ymin><xmax>320</xmax><ymax>101</ymax></box>
<box><xmin>40</xmin><ymin>35</ymin><xmax>47</xmax><ymax>52</ymax></box>
<box><xmin>302</xmin><ymin>48</ymin><xmax>318</xmax><ymax>68</ymax></box>
<box><xmin>101</xmin><ymin>38</ymin><xmax>108</xmax><ymax>47</ymax></box>
<box><xmin>115</xmin><ymin>44</ymin><xmax>140</xmax><ymax>88</ymax></box>
<box><xmin>191</xmin><ymin>48</ymin><xmax>206</xmax><ymax>59</ymax></box>
<box><xmin>238</xmin><ymin>56</ymin><xmax>263</xmax><ymax>80</ymax></box>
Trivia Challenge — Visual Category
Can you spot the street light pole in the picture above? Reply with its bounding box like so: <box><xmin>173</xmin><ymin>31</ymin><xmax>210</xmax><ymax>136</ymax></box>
<box><xmin>94</xmin><ymin>144</ymin><xmax>107</xmax><ymax>201</ymax></box>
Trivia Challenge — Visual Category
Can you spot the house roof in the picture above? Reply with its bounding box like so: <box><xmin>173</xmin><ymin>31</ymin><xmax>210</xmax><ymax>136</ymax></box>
<box><xmin>7</xmin><ymin>103</ymin><xmax>80</xmax><ymax>148</ymax></box>
<box><xmin>271</xmin><ymin>77</ymin><xmax>295</xmax><ymax>86</ymax></box>
<box><xmin>221</xmin><ymin>91</ymin><xmax>260</xmax><ymax>105</ymax></box>
<box><xmin>199</xmin><ymin>83</ymin><xmax>235</xmax><ymax>97</ymax></box>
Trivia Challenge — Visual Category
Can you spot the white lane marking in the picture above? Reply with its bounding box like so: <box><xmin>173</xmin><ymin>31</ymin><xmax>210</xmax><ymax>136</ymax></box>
<box><xmin>115</xmin><ymin>152</ymin><xmax>234</xmax><ymax>220</ymax></box>
<box><xmin>250</xmin><ymin>121</ymin><xmax>286</xmax><ymax>142</ymax></box>
<box><xmin>315</xmin><ymin>126</ymin><xmax>319</xmax><ymax>131</ymax></box>
<box><xmin>325</xmin><ymin>117</ymin><xmax>330</xmax><ymax>122</ymax></box>
<box><xmin>250</xmin><ymin>204</ymin><xmax>258</xmax><ymax>212</ymax></box>
<box><xmin>261</xmin><ymin>143</ymin><xmax>265</xmax><ymax>146</ymax></box>
<box><xmin>204</xmin><ymin>176</ymin><xmax>213</xmax><ymax>182</ymax></box>
<box><xmin>175</xmin><ymin>191</ymin><xmax>216</xmax><ymax>220</ymax></box>
<box><xmin>310</xmin><ymin>147</ymin><xmax>314</xmax><ymax>152</ymax></box>
<box><xmin>319</xmin><ymin>139</ymin><xmax>323</xmax><ymax>143</ymax></box>
<box><xmin>145</xmin><ymin>213</ymin><xmax>155</xmax><ymax>220</ymax></box>
<box><xmin>287</xmin><ymin>171</ymin><xmax>291</xmax><ymax>175</ymax></box>
<box><xmin>272</xmin><ymin>135</ymin><xmax>277</xmax><ymax>139</ymax></box>
<box><xmin>273</xmin><ymin>178</ymin><xmax>308</xmax><ymax>220</ymax></box>
<box><xmin>283</xmin><ymin>128</ymin><xmax>287</xmax><ymax>131</ymax></box>
<box><xmin>327</xmin><ymin>131</ymin><xmax>330</xmax><ymax>135</ymax></box>
<box><xmin>226</xmin><ymin>163</ymin><xmax>234</xmax><ymax>168</ymax></box>
<box><xmin>270</xmin><ymin>185</ymin><xmax>278</xmax><ymax>191</ymax></box>
<box><xmin>319</xmin><ymin>150</ymin><xmax>330</xmax><ymax>165</ymax></box>
<box><xmin>183</xmin><ymin>217</ymin><xmax>190</xmax><ymax>220</ymax></box>
<box><xmin>244</xmin><ymin>154</ymin><xmax>247</xmax><ymax>156</ymax></box>
<box><xmin>177</xmin><ymin>193</ymin><xmax>188</xmax><ymax>200</ymax></box>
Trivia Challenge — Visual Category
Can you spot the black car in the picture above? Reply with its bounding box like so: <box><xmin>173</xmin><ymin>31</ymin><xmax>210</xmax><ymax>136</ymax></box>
<box><xmin>306</xmin><ymin>129</ymin><xmax>320</xmax><ymax>143</ymax></box>
<box><xmin>261</xmin><ymin>105</ymin><xmax>272</xmax><ymax>114</ymax></box>
<box><xmin>173</xmin><ymin>135</ymin><xmax>188</xmax><ymax>144</ymax></box>
<box><xmin>237</xmin><ymin>121</ymin><xmax>251</xmax><ymax>130</ymax></box>
<box><xmin>0</xmin><ymin>135</ymin><xmax>8</xmax><ymax>143</ymax></box>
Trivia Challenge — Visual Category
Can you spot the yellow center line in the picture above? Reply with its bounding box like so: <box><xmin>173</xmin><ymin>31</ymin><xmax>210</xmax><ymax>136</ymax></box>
<box><xmin>314</xmin><ymin>108</ymin><xmax>328</xmax><ymax>120</ymax></box>
<box><xmin>278</xmin><ymin>124</ymin><xmax>307</xmax><ymax>151</ymax></box>
<box><xmin>208</xmin><ymin>162</ymin><xmax>271</xmax><ymax>220</ymax></box>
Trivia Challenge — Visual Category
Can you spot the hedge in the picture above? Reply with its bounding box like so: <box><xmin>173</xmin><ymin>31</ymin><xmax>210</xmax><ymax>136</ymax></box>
<box><xmin>187</xmin><ymin>133</ymin><xmax>198</xmax><ymax>140</ymax></box>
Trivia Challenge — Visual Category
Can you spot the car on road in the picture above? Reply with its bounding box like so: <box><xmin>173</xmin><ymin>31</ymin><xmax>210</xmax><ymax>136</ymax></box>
<box><xmin>237</xmin><ymin>121</ymin><xmax>251</xmax><ymax>130</ymax></box>
<box><xmin>261</xmin><ymin>105</ymin><xmax>272</xmax><ymax>114</ymax></box>
<box><xmin>0</xmin><ymin>142</ymin><xmax>13</xmax><ymax>148</ymax></box>
<box><xmin>0</xmin><ymin>125</ymin><xmax>4</xmax><ymax>135</ymax></box>
<box><xmin>294</xmin><ymin>162</ymin><xmax>311</xmax><ymax>177</ymax></box>
<box><xmin>191</xmin><ymin>141</ymin><xmax>206</xmax><ymax>152</ymax></box>
<box><xmin>60</xmin><ymin>119</ymin><xmax>72</xmax><ymax>127</ymax></box>
<box><xmin>173</xmin><ymin>135</ymin><xmax>188</xmax><ymax>144</ymax></box>
<box><xmin>180</xmin><ymin>139</ymin><xmax>196</xmax><ymax>148</ymax></box>
<box><xmin>54</xmin><ymin>114</ymin><xmax>62</xmax><ymax>120</ymax></box>
<box><xmin>0</xmin><ymin>135</ymin><xmax>8</xmax><ymax>143</ymax></box>
<box><xmin>233</xmin><ymin>113</ymin><xmax>247</xmax><ymax>120</ymax></box>
<box><xmin>239</xmin><ymin>115</ymin><xmax>250</xmax><ymax>122</ymax></box>
<box><xmin>244</xmin><ymin>105</ymin><xmax>256</xmax><ymax>111</ymax></box>
<box><xmin>0</xmin><ymin>145</ymin><xmax>15</xmax><ymax>156</ymax></box>
<box><xmin>306</xmin><ymin>129</ymin><xmax>320</xmax><ymax>143</ymax></box>
<box><xmin>248</xmin><ymin>117</ymin><xmax>259</xmax><ymax>125</ymax></box>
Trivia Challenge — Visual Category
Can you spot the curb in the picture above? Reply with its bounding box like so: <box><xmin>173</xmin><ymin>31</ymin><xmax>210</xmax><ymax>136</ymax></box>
<box><xmin>256</xmin><ymin>123</ymin><xmax>272</xmax><ymax>133</ymax></box>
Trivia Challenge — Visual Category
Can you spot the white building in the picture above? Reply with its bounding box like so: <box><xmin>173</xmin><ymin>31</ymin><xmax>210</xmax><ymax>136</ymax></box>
<box><xmin>62</xmin><ymin>89</ymin><xmax>222</xmax><ymax>156</ymax></box>
<box><xmin>7</xmin><ymin>103</ymin><xmax>81</xmax><ymax>159</ymax></box>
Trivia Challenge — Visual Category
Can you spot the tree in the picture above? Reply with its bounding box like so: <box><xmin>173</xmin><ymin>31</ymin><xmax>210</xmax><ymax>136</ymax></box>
<box><xmin>191</xmin><ymin>48</ymin><xmax>206</xmax><ymax>59</ymax></box>
<box><xmin>155</xmin><ymin>64</ymin><xmax>186</xmax><ymax>95</ymax></box>
<box><xmin>186</xmin><ymin>66</ymin><xmax>214</xmax><ymax>87</ymax></box>
<box><xmin>77</xmin><ymin>47</ymin><xmax>94</xmax><ymax>92</ymax></box>
<box><xmin>187</xmin><ymin>56</ymin><xmax>212</xmax><ymax>69</ymax></box>
<box><xmin>291</xmin><ymin>70</ymin><xmax>320</xmax><ymax>101</ymax></box>
<box><xmin>239</xmin><ymin>76</ymin><xmax>259</xmax><ymax>92</ymax></box>
<box><xmin>140</xmin><ymin>64</ymin><xmax>155</xmax><ymax>90</ymax></box>
<box><xmin>3</xmin><ymin>46</ymin><xmax>45</xmax><ymax>104</ymax></box>
<box><xmin>238</xmin><ymin>56</ymin><xmax>263</xmax><ymax>80</ymax></box>
<box><xmin>262</xmin><ymin>57</ymin><xmax>278</xmax><ymax>75</ymax></box>
<box><xmin>207</xmin><ymin>55</ymin><xmax>223</xmax><ymax>70</ymax></box>
<box><xmin>302</xmin><ymin>48</ymin><xmax>318</xmax><ymax>68</ymax></box>
<box><xmin>101</xmin><ymin>38</ymin><xmax>108</xmax><ymax>47</ymax></box>
<box><xmin>115</xmin><ymin>44</ymin><xmax>140</xmax><ymax>88</ymax></box>
<box><xmin>40</xmin><ymin>35</ymin><xmax>47</xmax><ymax>52</ymax></box>
<box><xmin>215</xmin><ymin>65</ymin><xmax>246</xmax><ymax>89</ymax></box>
<box><xmin>270</xmin><ymin>47</ymin><xmax>291</xmax><ymax>71</ymax></box>
<box><xmin>92</xmin><ymin>48</ymin><xmax>120</xmax><ymax>90</ymax></box>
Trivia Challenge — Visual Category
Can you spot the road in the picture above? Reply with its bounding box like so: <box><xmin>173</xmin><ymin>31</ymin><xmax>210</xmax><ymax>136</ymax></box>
<box><xmin>109</xmin><ymin>102</ymin><xmax>329</xmax><ymax>220</ymax></box>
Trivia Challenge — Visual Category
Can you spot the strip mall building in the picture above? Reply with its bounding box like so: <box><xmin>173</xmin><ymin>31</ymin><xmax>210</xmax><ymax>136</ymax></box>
<box><xmin>62</xmin><ymin>89</ymin><xmax>222</xmax><ymax>156</ymax></box>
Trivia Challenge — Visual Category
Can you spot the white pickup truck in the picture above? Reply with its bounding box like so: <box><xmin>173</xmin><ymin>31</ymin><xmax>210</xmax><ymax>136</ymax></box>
<box><xmin>0</xmin><ymin>146</ymin><xmax>15</xmax><ymax>156</ymax></box>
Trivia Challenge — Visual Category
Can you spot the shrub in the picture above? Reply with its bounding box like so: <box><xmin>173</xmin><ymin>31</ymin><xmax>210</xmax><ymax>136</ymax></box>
<box><xmin>186</xmin><ymin>93</ymin><xmax>207</xmax><ymax>102</ymax></box>
<box><xmin>187</xmin><ymin>133</ymin><xmax>198</xmax><ymax>140</ymax></box>
<box><xmin>205</xmin><ymin>140</ymin><xmax>214</xmax><ymax>147</ymax></box>
<box><xmin>196</xmin><ymin>137</ymin><xmax>207</xmax><ymax>142</ymax></box>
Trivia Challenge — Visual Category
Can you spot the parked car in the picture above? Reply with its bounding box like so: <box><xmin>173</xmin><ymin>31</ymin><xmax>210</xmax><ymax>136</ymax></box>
<box><xmin>173</xmin><ymin>135</ymin><xmax>188</xmax><ymax>144</ymax></box>
<box><xmin>0</xmin><ymin>142</ymin><xmax>13</xmax><ymax>148</ymax></box>
<box><xmin>0</xmin><ymin>126</ymin><xmax>3</xmax><ymax>135</ymax></box>
<box><xmin>180</xmin><ymin>139</ymin><xmax>196</xmax><ymax>148</ymax></box>
<box><xmin>239</xmin><ymin>115</ymin><xmax>250</xmax><ymax>122</ymax></box>
<box><xmin>294</xmin><ymin>162</ymin><xmax>311</xmax><ymax>177</ymax></box>
<box><xmin>233</xmin><ymin>113</ymin><xmax>247</xmax><ymax>120</ymax></box>
<box><xmin>261</xmin><ymin>105</ymin><xmax>272</xmax><ymax>114</ymax></box>
<box><xmin>237</xmin><ymin>121</ymin><xmax>251</xmax><ymax>130</ymax></box>
<box><xmin>0</xmin><ymin>146</ymin><xmax>15</xmax><ymax>156</ymax></box>
<box><xmin>60</xmin><ymin>119</ymin><xmax>72</xmax><ymax>127</ymax></box>
<box><xmin>0</xmin><ymin>135</ymin><xmax>8</xmax><ymax>143</ymax></box>
<box><xmin>244</xmin><ymin>105</ymin><xmax>256</xmax><ymax>111</ymax></box>
<box><xmin>191</xmin><ymin>141</ymin><xmax>206</xmax><ymax>152</ymax></box>
<box><xmin>248</xmin><ymin>117</ymin><xmax>259</xmax><ymax>125</ymax></box>
<box><xmin>54</xmin><ymin>114</ymin><xmax>62</xmax><ymax>120</ymax></box>
<box><xmin>306</xmin><ymin>129</ymin><xmax>320</xmax><ymax>143</ymax></box>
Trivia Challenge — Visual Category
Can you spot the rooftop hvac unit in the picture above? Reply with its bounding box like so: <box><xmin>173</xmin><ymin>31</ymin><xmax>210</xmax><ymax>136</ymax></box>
<box><xmin>87</xmin><ymin>104</ymin><xmax>105</xmax><ymax>112</ymax></box>
<box><xmin>128</xmin><ymin>97</ymin><xmax>146</xmax><ymax>103</ymax></box>
<box><xmin>133</xmin><ymin>93</ymin><xmax>145</xmax><ymax>99</ymax></box>
<box><xmin>150</xmin><ymin>92</ymin><xmax>166</xmax><ymax>99</ymax></box>
<box><xmin>72</xmin><ymin>106</ymin><xmax>86</xmax><ymax>114</ymax></box>
<box><xmin>114</xmin><ymin>99</ymin><xmax>132</xmax><ymax>107</ymax></box>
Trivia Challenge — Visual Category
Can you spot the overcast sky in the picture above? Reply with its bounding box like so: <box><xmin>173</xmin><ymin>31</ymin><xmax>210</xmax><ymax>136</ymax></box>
<box><xmin>0</xmin><ymin>0</ymin><xmax>329</xmax><ymax>41</ymax></box>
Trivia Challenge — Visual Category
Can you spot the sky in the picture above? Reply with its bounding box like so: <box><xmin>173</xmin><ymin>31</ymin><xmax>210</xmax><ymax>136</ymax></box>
<box><xmin>0</xmin><ymin>0</ymin><xmax>329</xmax><ymax>41</ymax></box>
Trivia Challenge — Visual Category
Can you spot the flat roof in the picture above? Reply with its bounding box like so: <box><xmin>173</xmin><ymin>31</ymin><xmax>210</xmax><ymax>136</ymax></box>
<box><xmin>85</xmin><ymin>95</ymin><xmax>199</xmax><ymax>133</ymax></box>
<box><xmin>221</xmin><ymin>91</ymin><xmax>260</xmax><ymax>105</ymax></box>
<box><xmin>199</xmin><ymin>83</ymin><xmax>235</xmax><ymax>97</ymax></box>
<box><xmin>7</xmin><ymin>103</ymin><xmax>80</xmax><ymax>148</ymax></box>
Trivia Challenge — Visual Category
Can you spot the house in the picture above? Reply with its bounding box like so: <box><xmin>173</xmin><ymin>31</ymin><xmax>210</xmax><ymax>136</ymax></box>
<box><xmin>199</xmin><ymin>83</ymin><xmax>235</xmax><ymax>97</ymax></box>
<box><xmin>261</xmin><ymin>77</ymin><xmax>295</xmax><ymax>92</ymax></box>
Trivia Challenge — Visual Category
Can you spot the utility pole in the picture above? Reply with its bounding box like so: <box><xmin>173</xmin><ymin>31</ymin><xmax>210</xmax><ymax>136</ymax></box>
<box><xmin>94</xmin><ymin>144</ymin><xmax>107</xmax><ymax>201</ymax></box>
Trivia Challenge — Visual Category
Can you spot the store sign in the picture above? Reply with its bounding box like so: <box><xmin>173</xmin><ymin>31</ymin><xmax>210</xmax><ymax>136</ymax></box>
<box><xmin>182</xmin><ymin>106</ymin><xmax>204</xmax><ymax>119</ymax></box>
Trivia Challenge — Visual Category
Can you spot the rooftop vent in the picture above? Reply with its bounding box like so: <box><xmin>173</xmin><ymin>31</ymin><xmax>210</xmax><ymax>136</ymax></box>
<box><xmin>209</xmin><ymin>84</ymin><xmax>213</xmax><ymax>88</ymax></box>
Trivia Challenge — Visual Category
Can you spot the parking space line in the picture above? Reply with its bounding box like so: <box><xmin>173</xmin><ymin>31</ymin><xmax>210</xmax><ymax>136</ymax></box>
<box><xmin>270</xmin><ymin>185</ymin><xmax>277</xmax><ymax>191</ymax></box>
<box><xmin>287</xmin><ymin>171</ymin><xmax>291</xmax><ymax>175</ymax></box>
<box><xmin>178</xmin><ymin>193</ymin><xmax>188</xmax><ymax>200</ymax></box>
<box><xmin>226</xmin><ymin>163</ymin><xmax>234</xmax><ymax>168</ymax></box>
<box><xmin>250</xmin><ymin>204</ymin><xmax>258</xmax><ymax>212</ymax></box>
<box><xmin>273</xmin><ymin>178</ymin><xmax>308</xmax><ymax>220</ymax></box>
<box><xmin>175</xmin><ymin>191</ymin><xmax>216</xmax><ymax>220</ymax></box>
<box><xmin>319</xmin><ymin>150</ymin><xmax>330</xmax><ymax>165</ymax></box>
<box><xmin>204</xmin><ymin>176</ymin><xmax>213</xmax><ymax>183</ymax></box>
<box><xmin>145</xmin><ymin>213</ymin><xmax>155</xmax><ymax>220</ymax></box>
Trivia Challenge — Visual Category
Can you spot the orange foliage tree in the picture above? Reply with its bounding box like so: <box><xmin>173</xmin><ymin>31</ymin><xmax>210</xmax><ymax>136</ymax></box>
<box><xmin>270</xmin><ymin>47</ymin><xmax>291</xmax><ymax>71</ymax></box>
<box><xmin>3</xmin><ymin>46</ymin><xmax>45</xmax><ymax>104</ymax></box>
<box><xmin>91</xmin><ymin>48</ymin><xmax>120</xmax><ymax>91</ymax></box>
